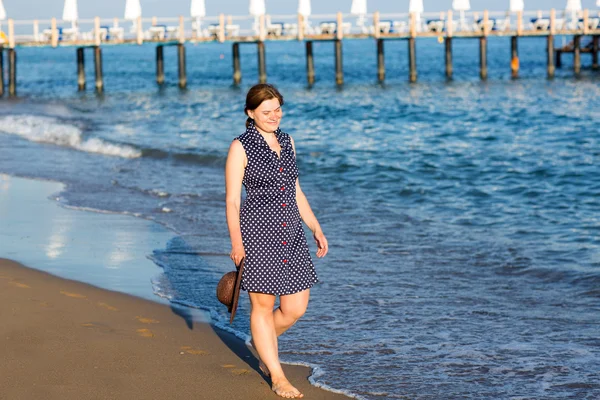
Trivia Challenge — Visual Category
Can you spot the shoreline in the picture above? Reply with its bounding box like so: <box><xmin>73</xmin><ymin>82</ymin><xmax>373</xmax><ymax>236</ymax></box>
<box><xmin>0</xmin><ymin>174</ymin><xmax>353</xmax><ymax>399</ymax></box>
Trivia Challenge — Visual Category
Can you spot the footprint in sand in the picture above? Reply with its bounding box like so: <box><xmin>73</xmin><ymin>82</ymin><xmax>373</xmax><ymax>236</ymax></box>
<box><xmin>81</xmin><ymin>322</ymin><xmax>118</xmax><ymax>334</ymax></box>
<box><xmin>221</xmin><ymin>364</ymin><xmax>250</xmax><ymax>375</ymax></box>
<box><xmin>135</xmin><ymin>316</ymin><xmax>159</xmax><ymax>324</ymax></box>
<box><xmin>9</xmin><ymin>281</ymin><xmax>30</xmax><ymax>289</ymax></box>
<box><xmin>97</xmin><ymin>302</ymin><xmax>118</xmax><ymax>311</ymax></box>
<box><xmin>180</xmin><ymin>346</ymin><xmax>209</xmax><ymax>355</ymax></box>
<box><xmin>60</xmin><ymin>291</ymin><xmax>86</xmax><ymax>299</ymax></box>
<box><xmin>136</xmin><ymin>328</ymin><xmax>154</xmax><ymax>338</ymax></box>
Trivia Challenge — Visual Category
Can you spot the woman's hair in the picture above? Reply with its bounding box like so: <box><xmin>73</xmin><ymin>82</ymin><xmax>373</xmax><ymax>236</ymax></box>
<box><xmin>244</xmin><ymin>84</ymin><xmax>284</xmax><ymax>128</ymax></box>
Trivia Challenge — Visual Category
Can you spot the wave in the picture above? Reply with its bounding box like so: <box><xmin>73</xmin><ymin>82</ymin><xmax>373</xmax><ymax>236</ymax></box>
<box><xmin>0</xmin><ymin>115</ymin><xmax>141</xmax><ymax>159</ymax></box>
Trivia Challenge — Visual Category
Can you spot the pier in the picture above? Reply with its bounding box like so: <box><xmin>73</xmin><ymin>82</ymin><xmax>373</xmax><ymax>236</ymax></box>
<box><xmin>1</xmin><ymin>8</ymin><xmax>600</xmax><ymax>95</ymax></box>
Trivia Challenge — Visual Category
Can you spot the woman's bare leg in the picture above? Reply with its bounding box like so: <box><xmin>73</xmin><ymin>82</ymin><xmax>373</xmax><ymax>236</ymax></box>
<box><xmin>249</xmin><ymin>292</ymin><xmax>303</xmax><ymax>398</ymax></box>
<box><xmin>273</xmin><ymin>289</ymin><xmax>310</xmax><ymax>336</ymax></box>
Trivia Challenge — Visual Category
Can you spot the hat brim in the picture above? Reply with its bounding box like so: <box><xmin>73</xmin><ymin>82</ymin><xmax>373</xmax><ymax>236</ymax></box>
<box><xmin>229</xmin><ymin>257</ymin><xmax>245</xmax><ymax>324</ymax></box>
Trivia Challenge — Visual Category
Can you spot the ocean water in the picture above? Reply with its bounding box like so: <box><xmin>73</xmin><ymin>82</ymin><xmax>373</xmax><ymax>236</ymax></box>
<box><xmin>1</xmin><ymin>36</ymin><xmax>600</xmax><ymax>399</ymax></box>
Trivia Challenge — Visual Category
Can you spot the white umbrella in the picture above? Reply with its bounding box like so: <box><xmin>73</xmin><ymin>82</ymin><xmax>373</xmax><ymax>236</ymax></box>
<box><xmin>351</xmin><ymin>0</ymin><xmax>367</xmax><ymax>30</ymax></box>
<box><xmin>509</xmin><ymin>0</ymin><xmax>524</xmax><ymax>12</ymax></box>
<box><xmin>597</xmin><ymin>0</ymin><xmax>600</xmax><ymax>7</ymax></box>
<box><xmin>0</xmin><ymin>0</ymin><xmax>5</xmax><ymax>37</ymax></box>
<box><xmin>191</xmin><ymin>0</ymin><xmax>206</xmax><ymax>36</ymax></box>
<box><xmin>453</xmin><ymin>0</ymin><xmax>470</xmax><ymax>31</ymax></box>
<box><xmin>62</xmin><ymin>0</ymin><xmax>78</xmax><ymax>31</ymax></box>
<box><xmin>565</xmin><ymin>0</ymin><xmax>581</xmax><ymax>29</ymax></box>
<box><xmin>409</xmin><ymin>0</ymin><xmax>423</xmax><ymax>32</ymax></box>
<box><xmin>0</xmin><ymin>0</ymin><xmax>6</xmax><ymax>21</ymax></box>
<box><xmin>249</xmin><ymin>0</ymin><xmax>265</xmax><ymax>16</ymax></box>
<box><xmin>298</xmin><ymin>0</ymin><xmax>311</xmax><ymax>17</ymax></box>
<box><xmin>124</xmin><ymin>0</ymin><xmax>142</xmax><ymax>20</ymax></box>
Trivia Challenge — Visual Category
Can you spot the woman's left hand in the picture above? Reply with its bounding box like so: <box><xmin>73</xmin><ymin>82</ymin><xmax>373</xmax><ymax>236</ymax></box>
<box><xmin>313</xmin><ymin>230</ymin><xmax>328</xmax><ymax>258</ymax></box>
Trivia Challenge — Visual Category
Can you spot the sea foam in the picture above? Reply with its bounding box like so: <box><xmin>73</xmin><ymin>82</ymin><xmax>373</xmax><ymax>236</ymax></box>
<box><xmin>0</xmin><ymin>115</ymin><xmax>141</xmax><ymax>159</ymax></box>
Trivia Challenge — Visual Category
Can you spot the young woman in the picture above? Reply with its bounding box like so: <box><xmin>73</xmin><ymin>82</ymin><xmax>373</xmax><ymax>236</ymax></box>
<box><xmin>225</xmin><ymin>84</ymin><xmax>328</xmax><ymax>399</ymax></box>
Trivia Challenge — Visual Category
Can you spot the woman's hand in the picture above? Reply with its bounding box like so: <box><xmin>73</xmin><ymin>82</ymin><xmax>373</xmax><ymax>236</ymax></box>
<box><xmin>230</xmin><ymin>244</ymin><xmax>246</xmax><ymax>267</ymax></box>
<box><xmin>313</xmin><ymin>230</ymin><xmax>328</xmax><ymax>258</ymax></box>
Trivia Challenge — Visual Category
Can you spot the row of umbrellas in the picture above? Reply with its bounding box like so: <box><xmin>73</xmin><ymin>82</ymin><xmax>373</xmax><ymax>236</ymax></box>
<box><xmin>1</xmin><ymin>0</ymin><xmax>599</xmax><ymax>23</ymax></box>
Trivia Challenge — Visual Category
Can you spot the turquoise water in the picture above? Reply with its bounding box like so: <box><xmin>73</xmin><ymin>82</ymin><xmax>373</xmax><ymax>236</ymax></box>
<box><xmin>1</xmin><ymin>37</ymin><xmax>599</xmax><ymax>399</ymax></box>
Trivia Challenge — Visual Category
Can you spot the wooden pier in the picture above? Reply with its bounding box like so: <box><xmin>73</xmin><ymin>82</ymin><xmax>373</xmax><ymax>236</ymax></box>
<box><xmin>1</xmin><ymin>8</ymin><xmax>600</xmax><ymax>95</ymax></box>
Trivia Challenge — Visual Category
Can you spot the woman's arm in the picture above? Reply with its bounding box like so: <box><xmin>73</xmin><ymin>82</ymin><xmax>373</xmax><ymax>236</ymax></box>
<box><xmin>291</xmin><ymin>137</ymin><xmax>329</xmax><ymax>258</ymax></box>
<box><xmin>225</xmin><ymin>139</ymin><xmax>247</xmax><ymax>265</ymax></box>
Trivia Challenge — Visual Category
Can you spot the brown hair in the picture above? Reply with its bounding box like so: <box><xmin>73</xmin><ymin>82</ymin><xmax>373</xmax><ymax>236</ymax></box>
<box><xmin>244</xmin><ymin>84</ymin><xmax>284</xmax><ymax>128</ymax></box>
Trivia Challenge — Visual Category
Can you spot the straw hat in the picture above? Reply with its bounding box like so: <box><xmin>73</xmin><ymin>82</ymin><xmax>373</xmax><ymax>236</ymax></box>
<box><xmin>216</xmin><ymin>258</ymin><xmax>245</xmax><ymax>324</ymax></box>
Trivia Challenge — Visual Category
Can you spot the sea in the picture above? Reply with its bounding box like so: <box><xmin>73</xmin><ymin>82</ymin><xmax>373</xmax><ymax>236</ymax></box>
<box><xmin>0</xmin><ymin>36</ymin><xmax>599</xmax><ymax>399</ymax></box>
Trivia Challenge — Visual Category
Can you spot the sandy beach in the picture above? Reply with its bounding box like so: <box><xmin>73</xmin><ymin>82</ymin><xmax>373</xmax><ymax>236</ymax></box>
<box><xmin>0</xmin><ymin>258</ymin><xmax>349</xmax><ymax>399</ymax></box>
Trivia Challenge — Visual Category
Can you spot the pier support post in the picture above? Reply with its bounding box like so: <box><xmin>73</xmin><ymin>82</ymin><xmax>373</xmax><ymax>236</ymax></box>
<box><xmin>335</xmin><ymin>39</ymin><xmax>344</xmax><ymax>86</ymax></box>
<box><xmin>77</xmin><ymin>47</ymin><xmax>86</xmax><ymax>91</ymax></box>
<box><xmin>479</xmin><ymin>37</ymin><xmax>488</xmax><ymax>80</ymax></box>
<box><xmin>8</xmin><ymin>49</ymin><xmax>16</xmax><ymax>96</ymax></box>
<box><xmin>93</xmin><ymin>46</ymin><xmax>103</xmax><ymax>93</ymax></box>
<box><xmin>257</xmin><ymin>41</ymin><xmax>267</xmax><ymax>84</ymax></box>
<box><xmin>233</xmin><ymin>43</ymin><xmax>241</xmax><ymax>85</ymax></box>
<box><xmin>592</xmin><ymin>36</ymin><xmax>599</xmax><ymax>70</ymax></box>
<box><xmin>0</xmin><ymin>48</ymin><xmax>4</xmax><ymax>97</ymax></box>
<box><xmin>445</xmin><ymin>37</ymin><xmax>453</xmax><ymax>80</ymax></box>
<box><xmin>573</xmin><ymin>35</ymin><xmax>581</xmax><ymax>75</ymax></box>
<box><xmin>408</xmin><ymin>37</ymin><xmax>417</xmax><ymax>83</ymax></box>
<box><xmin>178</xmin><ymin>44</ymin><xmax>187</xmax><ymax>89</ymax></box>
<box><xmin>511</xmin><ymin>36</ymin><xmax>519</xmax><ymax>79</ymax></box>
<box><xmin>377</xmin><ymin>39</ymin><xmax>385</xmax><ymax>83</ymax></box>
<box><xmin>156</xmin><ymin>46</ymin><xmax>165</xmax><ymax>86</ymax></box>
<box><xmin>547</xmin><ymin>36</ymin><xmax>555</xmax><ymax>78</ymax></box>
<box><xmin>306</xmin><ymin>41</ymin><xmax>315</xmax><ymax>86</ymax></box>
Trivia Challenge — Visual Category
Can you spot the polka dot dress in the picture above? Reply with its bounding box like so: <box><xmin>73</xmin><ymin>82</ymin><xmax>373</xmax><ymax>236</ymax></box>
<box><xmin>234</xmin><ymin>122</ymin><xmax>319</xmax><ymax>296</ymax></box>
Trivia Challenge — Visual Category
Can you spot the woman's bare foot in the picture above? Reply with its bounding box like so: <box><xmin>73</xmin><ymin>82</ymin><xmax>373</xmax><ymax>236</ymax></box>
<box><xmin>249</xmin><ymin>338</ymin><xmax>270</xmax><ymax>377</ymax></box>
<box><xmin>272</xmin><ymin>378</ymin><xmax>304</xmax><ymax>398</ymax></box>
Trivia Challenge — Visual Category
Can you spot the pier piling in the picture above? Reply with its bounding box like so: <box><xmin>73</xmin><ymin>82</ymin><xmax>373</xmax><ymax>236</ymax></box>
<box><xmin>233</xmin><ymin>43</ymin><xmax>241</xmax><ymax>85</ymax></box>
<box><xmin>306</xmin><ymin>41</ymin><xmax>315</xmax><ymax>86</ymax></box>
<box><xmin>479</xmin><ymin>37</ymin><xmax>488</xmax><ymax>80</ymax></box>
<box><xmin>93</xmin><ymin>46</ymin><xmax>103</xmax><ymax>93</ymax></box>
<box><xmin>177</xmin><ymin>44</ymin><xmax>187</xmax><ymax>89</ymax></box>
<box><xmin>573</xmin><ymin>35</ymin><xmax>581</xmax><ymax>75</ymax></box>
<box><xmin>547</xmin><ymin>36</ymin><xmax>555</xmax><ymax>78</ymax></box>
<box><xmin>593</xmin><ymin>36</ymin><xmax>599</xmax><ymax>70</ymax></box>
<box><xmin>511</xmin><ymin>36</ymin><xmax>519</xmax><ymax>79</ymax></box>
<box><xmin>445</xmin><ymin>38</ymin><xmax>453</xmax><ymax>80</ymax></box>
<box><xmin>77</xmin><ymin>48</ymin><xmax>86</xmax><ymax>91</ymax></box>
<box><xmin>377</xmin><ymin>39</ymin><xmax>385</xmax><ymax>83</ymax></box>
<box><xmin>156</xmin><ymin>46</ymin><xmax>165</xmax><ymax>86</ymax></box>
<box><xmin>8</xmin><ymin>49</ymin><xmax>17</xmax><ymax>96</ymax></box>
<box><xmin>257</xmin><ymin>41</ymin><xmax>267</xmax><ymax>84</ymax></box>
<box><xmin>335</xmin><ymin>39</ymin><xmax>344</xmax><ymax>86</ymax></box>
<box><xmin>408</xmin><ymin>38</ymin><xmax>417</xmax><ymax>83</ymax></box>
<box><xmin>0</xmin><ymin>48</ymin><xmax>4</xmax><ymax>97</ymax></box>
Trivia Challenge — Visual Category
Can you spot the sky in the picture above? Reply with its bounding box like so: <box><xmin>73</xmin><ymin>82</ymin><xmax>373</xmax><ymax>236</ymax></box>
<box><xmin>3</xmin><ymin>1</ymin><xmax>600</xmax><ymax>20</ymax></box>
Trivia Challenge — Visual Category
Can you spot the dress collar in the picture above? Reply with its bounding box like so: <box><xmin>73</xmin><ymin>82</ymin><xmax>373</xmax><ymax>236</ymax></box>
<box><xmin>246</xmin><ymin>121</ymin><xmax>288</xmax><ymax>148</ymax></box>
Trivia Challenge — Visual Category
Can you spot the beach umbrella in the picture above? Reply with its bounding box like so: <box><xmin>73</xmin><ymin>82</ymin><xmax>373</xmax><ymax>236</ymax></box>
<box><xmin>453</xmin><ymin>0</ymin><xmax>470</xmax><ymax>31</ymax></box>
<box><xmin>298</xmin><ymin>0</ymin><xmax>311</xmax><ymax>18</ymax></box>
<box><xmin>249</xmin><ymin>0</ymin><xmax>265</xmax><ymax>35</ymax></box>
<box><xmin>409</xmin><ymin>0</ymin><xmax>423</xmax><ymax>32</ymax></box>
<box><xmin>509</xmin><ymin>0</ymin><xmax>524</xmax><ymax>12</ymax></box>
<box><xmin>565</xmin><ymin>0</ymin><xmax>581</xmax><ymax>29</ymax></box>
<box><xmin>191</xmin><ymin>0</ymin><xmax>206</xmax><ymax>36</ymax></box>
<box><xmin>62</xmin><ymin>0</ymin><xmax>78</xmax><ymax>30</ymax></box>
<box><xmin>0</xmin><ymin>0</ymin><xmax>6</xmax><ymax>36</ymax></box>
<box><xmin>351</xmin><ymin>0</ymin><xmax>367</xmax><ymax>30</ymax></box>
<box><xmin>249</xmin><ymin>0</ymin><xmax>265</xmax><ymax>16</ymax></box>
<box><xmin>124</xmin><ymin>0</ymin><xmax>142</xmax><ymax>21</ymax></box>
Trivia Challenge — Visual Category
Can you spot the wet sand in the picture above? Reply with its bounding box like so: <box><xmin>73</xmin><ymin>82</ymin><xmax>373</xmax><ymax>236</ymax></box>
<box><xmin>0</xmin><ymin>258</ymin><xmax>349</xmax><ymax>399</ymax></box>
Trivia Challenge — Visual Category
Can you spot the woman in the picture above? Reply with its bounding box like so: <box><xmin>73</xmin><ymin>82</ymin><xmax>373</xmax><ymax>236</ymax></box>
<box><xmin>225</xmin><ymin>84</ymin><xmax>328</xmax><ymax>399</ymax></box>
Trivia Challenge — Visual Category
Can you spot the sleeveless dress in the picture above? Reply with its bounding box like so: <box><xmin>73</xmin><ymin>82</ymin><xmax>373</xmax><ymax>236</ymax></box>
<box><xmin>234</xmin><ymin>122</ymin><xmax>319</xmax><ymax>295</ymax></box>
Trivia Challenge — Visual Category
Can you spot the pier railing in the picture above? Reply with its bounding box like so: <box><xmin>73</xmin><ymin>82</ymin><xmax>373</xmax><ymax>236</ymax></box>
<box><xmin>2</xmin><ymin>9</ymin><xmax>600</xmax><ymax>48</ymax></box>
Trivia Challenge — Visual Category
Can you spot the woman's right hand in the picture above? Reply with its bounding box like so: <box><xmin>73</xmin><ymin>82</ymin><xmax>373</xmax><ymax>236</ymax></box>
<box><xmin>230</xmin><ymin>244</ymin><xmax>246</xmax><ymax>267</ymax></box>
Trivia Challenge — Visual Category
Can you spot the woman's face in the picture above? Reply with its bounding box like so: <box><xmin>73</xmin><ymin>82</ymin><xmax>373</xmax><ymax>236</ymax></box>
<box><xmin>248</xmin><ymin>98</ymin><xmax>282</xmax><ymax>134</ymax></box>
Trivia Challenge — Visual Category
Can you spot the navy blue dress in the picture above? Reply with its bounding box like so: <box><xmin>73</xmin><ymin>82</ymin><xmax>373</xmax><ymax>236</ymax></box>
<box><xmin>234</xmin><ymin>122</ymin><xmax>318</xmax><ymax>295</ymax></box>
